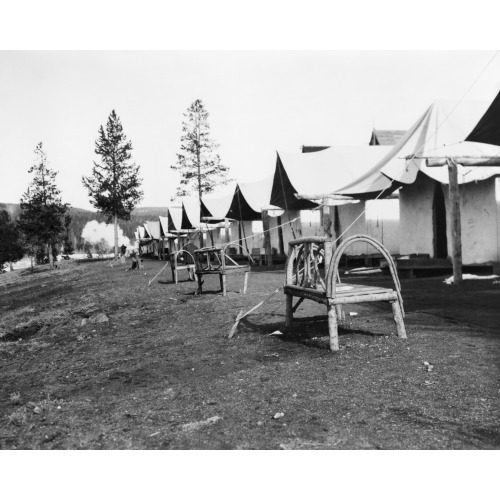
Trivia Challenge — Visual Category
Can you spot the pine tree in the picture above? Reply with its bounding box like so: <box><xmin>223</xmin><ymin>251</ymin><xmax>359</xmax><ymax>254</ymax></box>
<box><xmin>171</xmin><ymin>99</ymin><xmax>231</xmax><ymax>200</ymax></box>
<box><xmin>82</xmin><ymin>110</ymin><xmax>143</xmax><ymax>256</ymax></box>
<box><xmin>0</xmin><ymin>210</ymin><xmax>24</xmax><ymax>271</ymax></box>
<box><xmin>18</xmin><ymin>143</ymin><xmax>70</xmax><ymax>270</ymax></box>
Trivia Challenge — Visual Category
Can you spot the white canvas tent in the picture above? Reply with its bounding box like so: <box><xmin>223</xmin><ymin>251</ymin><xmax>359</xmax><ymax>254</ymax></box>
<box><xmin>335</xmin><ymin>99</ymin><xmax>500</xmax><ymax>265</ymax></box>
<box><xmin>270</xmin><ymin>146</ymin><xmax>401</xmax><ymax>255</ymax></box>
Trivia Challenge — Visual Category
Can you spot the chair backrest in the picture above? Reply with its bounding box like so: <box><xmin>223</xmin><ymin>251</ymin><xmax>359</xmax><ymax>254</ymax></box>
<box><xmin>285</xmin><ymin>236</ymin><xmax>331</xmax><ymax>289</ymax></box>
<box><xmin>325</xmin><ymin>234</ymin><xmax>402</xmax><ymax>308</ymax></box>
<box><xmin>223</xmin><ymin>243</ymin><xmax>254</xmax><ymax>265</ymax></box>
<box><xmin>171</xmin><ymin>249</ymin><xmax>195</xmax><ymax>268</ymax></box>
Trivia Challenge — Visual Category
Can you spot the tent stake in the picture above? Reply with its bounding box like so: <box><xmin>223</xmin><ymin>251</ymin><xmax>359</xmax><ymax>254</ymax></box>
<box><xmin>447</xmin><ymin>157</ymin><xmax>463</xmax><ymax>284</ymax></box>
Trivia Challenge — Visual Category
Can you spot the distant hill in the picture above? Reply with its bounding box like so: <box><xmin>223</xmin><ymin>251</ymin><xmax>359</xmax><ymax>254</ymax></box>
<box><xmin>0</xmin><ymin>203</ymin><xmax>169</xmax><ymax>250</ymax></box>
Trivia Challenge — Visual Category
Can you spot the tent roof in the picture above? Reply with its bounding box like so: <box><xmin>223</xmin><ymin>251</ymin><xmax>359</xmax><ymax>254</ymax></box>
<box><xmin>142</xmin><ymin>223</ymin><xmax>152</xmax><ymax>239</ymax></box>
<box><xmin>270</xmin><ymin>145</ymin><xmax>394</xmax><ymax>208</ymax></box>
<box><xmin>181</xmin><ymin>198</ymin><xmax>201</xmax><ymax>229</ymax></box>
<box><xmin>369</xmin><ymin>129</ymin><xmax>407</xmax><ymax>146</ymax></box>
<box><xmin>200</xmin><ymin>191</ymin><xmax>235</xmax><ymax>221</ymax></box>
<box><xmin>167</xmin><ymin>206</ymin><xmax>183</xmax><ymax>232</ymax></box>
<box><xmin>380</xmin><ymin>99</ymin><xmax>500</xmax><ymax>185</ymax></box>
<box><xmin>138</xmin><ymin>226</ymin><xmax>146</xmax><ymax>239</ymax></box>
<box><xmin>158</xmin><ymin>216</ymin><xmax>178</xmax><ymax>238</ymax></box>
<box><xmin>337</xmin><ymin>99</ymin><xmax>500</xmax><ymax>195</ymax></box>
<box><xmin>466</xmin><ymin>90</ymin><xmax>500</xmax><ymax>146</ymax></box>
<box><xmin>145</xmin><ymin>220</ymin><xmax>161</xmax><ymax>240</ymax></box>
<box><xmin>301</xmin><ymin>146</ymin><xmax>331</xmax><ymax>153</ymax></box>
<box><xmin>225</xmin><ymin>175</ymin><xmax>276</xmax><ymax>220</ymax></box>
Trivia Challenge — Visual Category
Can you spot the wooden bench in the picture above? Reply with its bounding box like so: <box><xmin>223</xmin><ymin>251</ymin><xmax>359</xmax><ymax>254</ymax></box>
<box><xmin>284</xmin><ymin>234</ymin><xmax>406</xmax><ymax>352</ymax></box>
<box><xmin>170</xmin><ymin>250</ymin><xmax>196</xmax><ymax>284</ymax></box>
<box><xmin>194</xmin><ymin>244</ymin><xmax>251</xmax><ymax>296</ymax></box>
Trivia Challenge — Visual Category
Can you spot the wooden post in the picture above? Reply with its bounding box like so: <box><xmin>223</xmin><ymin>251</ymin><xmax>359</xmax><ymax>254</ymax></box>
<box><xmin>262</xmin><ymin>209</ymin><xmax>273</xmax><ymax>266</ymax></box>
<box><xmin>225</xmin><ymin>218</ymin><xmax>230</xmax><ymax>244</ymax></box>
<box><xmin>285</xmin><ymin>294</ymin><xmax>293</xmax><ymax>328</ymax></box>
<box><xmin>321</xmin><ymin>199</ymin><xmax>332</xmax><ymax>239</ymax></box>
<box><xmin>277</xmin><ymin>215</ymin><xmax>285</xmax><ymax>256</ymax></box>
<box><xmin>243</xmin><ymin>271</ymin><xmax>249</xmax><ymax>294</ymax></box>
<box><xmin>327</xmin><ymin>304</ymin><xmax>339</xmax><ymax>352</ymax></box>
<box><xmin>238</xmin><ymin>221</ymin><xmax>243</xmax><ymax>255</ymax></box>
<box><xmin>447</xmin><ymin>157</ymin><xmax>462</xmax><ymax>284</ymax></box>
<box><xmin>220</xmin><ymin>273</ymin><xmax>226</xmax><ymax>296</ymax></box>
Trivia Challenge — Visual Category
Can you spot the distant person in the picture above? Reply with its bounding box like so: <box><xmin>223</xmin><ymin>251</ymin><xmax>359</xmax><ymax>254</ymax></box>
<box><xmin>120</xmin><ymin>244</ymin><xmax>127</xmax><ymax>256</ymax></box>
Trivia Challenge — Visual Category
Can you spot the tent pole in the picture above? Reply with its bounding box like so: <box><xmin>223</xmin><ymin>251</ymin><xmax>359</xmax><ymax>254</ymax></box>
<box><xmin>322</xmin><ymin>198</ymin><xmax>333</xmax><ymax>271</ymax></box>
<box><xmin>262</xmin><ymin>209</ymin><xmax>273</xmax><ymax>267</ymax></box>
<box><xmin>225</xmin><ymin>218</ymin><xmax>230</xmax><ymax>244</ymax></box>
<box><xmin>447</xmin><ymin>157</ymin><xmax>462</xmax><ymax>284</ymax></box>
<box><xmin>277</xmin><ymin>215</ymin><xmax>285</xmax><ymax>256</ymax></box>
<box><xmin>238</xmin><ymin>221</ymin><xmax>242</xmax><ymax>254</ymax></box>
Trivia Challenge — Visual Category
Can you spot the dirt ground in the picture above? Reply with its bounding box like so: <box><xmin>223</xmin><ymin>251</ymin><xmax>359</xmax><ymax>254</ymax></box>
<box><xmin>0</xmin><ymin>258</ymin><xmax>499</xmax><ymax>450</ymax></box>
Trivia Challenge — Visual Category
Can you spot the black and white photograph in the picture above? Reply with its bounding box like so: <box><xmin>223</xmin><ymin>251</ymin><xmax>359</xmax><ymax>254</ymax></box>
<box><xmin>0</xmin><ymin>1</ymin><xmax>498</xmax><ymax>499</ymax></box>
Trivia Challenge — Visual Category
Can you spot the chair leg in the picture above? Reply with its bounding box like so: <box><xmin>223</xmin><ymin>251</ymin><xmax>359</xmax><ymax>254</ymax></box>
<box><xmin>243</xmin><ymin>271</ymin><xmax>249</xmax><ymax>294</ymax></box>
<box><xmin>335</xmin><ymin>305</ymin><xmax>343</xmax><ymax>323</ymax></box>
<box><xmin>174</xmin><ymin>268</ymin><xmax>178</xmax><ymax>284</ymax></box>
<box><xmin>197</xmin><ymin>274</ymin><xmax>203</xmax><ymax>294</ymax></box>
<box><xmin>391</xmin><ymin>300</ymin><xmax>407</xmax><ymax>339</ymax></box>
<box><xmin>327</xmin><ymin>304</ymin><xmax>339</xmax><ymax>352</ymax></box>
<box><xmin>285</xmin><ymin>294</ymin><xmax>293</xmax><ymax>328</ymax></box>
<box><xmin>220</xmin><ymin>274</ymin><xmax>226</xmax><ymax>296</ymax></box>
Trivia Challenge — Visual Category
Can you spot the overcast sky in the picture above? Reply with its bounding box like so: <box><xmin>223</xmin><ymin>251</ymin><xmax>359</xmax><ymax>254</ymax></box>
<box><xmin>1</xmin><ymin>50</ymin><xmax>499</xmax><ymax>211</ymax></box>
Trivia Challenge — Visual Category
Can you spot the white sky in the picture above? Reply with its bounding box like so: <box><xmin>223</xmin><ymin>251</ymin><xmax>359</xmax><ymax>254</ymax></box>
<box><xmin>1</xmin><ymin>6</ymin><xmax>500</xmax><ymax>212</ymax></box>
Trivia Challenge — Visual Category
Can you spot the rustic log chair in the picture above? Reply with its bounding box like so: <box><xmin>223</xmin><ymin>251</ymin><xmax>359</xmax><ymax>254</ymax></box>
<box><xmin>170</xmin><ymin>250</ymin><xmax>196</xmax><ymax>284</ymax></box>
<box><xmin>284</xmin><ymin>234</ymin><xmax>406</xmax><ymax>352</ymax></box>
<box><xmin>194</xmin><ymin>244</ymin><xmax>252</xmax><ymax>296</ymax></box>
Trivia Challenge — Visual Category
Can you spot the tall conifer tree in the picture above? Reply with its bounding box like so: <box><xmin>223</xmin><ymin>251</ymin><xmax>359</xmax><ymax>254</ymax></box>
<box><xmin>18</xmin><ymin>143</ymin><xmax>70</xmax><ymax>270</ymax></box>
<box><xmin>82</xmin><ymin>110</ymin><xmax>143</xmax><ymax>256</ymax></box>
<box><xmin>171</xmin><ymin>99</ymin><xmax>231</xmax><ymax>200</ymax></box>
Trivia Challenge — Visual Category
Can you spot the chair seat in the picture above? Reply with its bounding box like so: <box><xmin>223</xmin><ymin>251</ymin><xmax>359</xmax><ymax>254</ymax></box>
<box><xmin>196</xmin><ymin>265</ymin><xmax>250</xmax><ymax>275</ymax></box>
<box><xmin>284</xmin><ymin>283</ymin><xmax>398</xmax><ymax>305</ymax></box>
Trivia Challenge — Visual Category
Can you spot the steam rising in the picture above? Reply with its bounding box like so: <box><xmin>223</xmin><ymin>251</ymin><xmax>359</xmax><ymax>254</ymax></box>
<box><xmin>81</xmin><ymin>220</ymin><xmax>130</xmax><ymax>249</ymax></box>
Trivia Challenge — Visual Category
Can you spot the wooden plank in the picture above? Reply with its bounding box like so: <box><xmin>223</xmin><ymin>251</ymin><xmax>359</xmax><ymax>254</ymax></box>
<box><xmin>228</xmin><ymin>309</ymin><xmax>244</xmax><ymax>338</ymax></box>
<box><xmin>284</xmin><ymin>287</ymin><xmax>328</xmax><ymax>305</ymax></box>
<box><xmin>334</xmin><ymin>285</ymin><xmax>392</xmax><ymax>297</ymax></box>
<box><xmin>330</xmin><ymin>291</ymin><xmax>397</xmax><ymax>305</ymax></box>
<box><xmin>426</xmin><ymin>157</ymin><xmax>500</xmax><ymax>167</ymax></box>
<box><xmin>285</xmin><ymin>284</ymin><xmax>325</xmax><ymax>296</ymax></box>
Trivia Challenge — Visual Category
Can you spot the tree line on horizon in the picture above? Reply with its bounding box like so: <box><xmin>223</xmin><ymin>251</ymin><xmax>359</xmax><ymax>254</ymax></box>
<box><xmin>0</xmin><ymin>99</ymin><xmax>231</xmax><ymax>271</ymax></box>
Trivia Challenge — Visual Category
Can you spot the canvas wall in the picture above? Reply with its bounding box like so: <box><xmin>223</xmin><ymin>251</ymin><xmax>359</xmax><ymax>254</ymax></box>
<box><xmin>445</xmin><ymin>176</ymin><xmax>499</xmax><ymax>264</ymax></box>
<box><xmin>399</xmin><ymin>173</ymin><xmax>436</xmax><ymax>257</ymax></box>
<box><xmin>399</xmin><ymin>172</ymin><xmax>500</xmax><ymax>264</ymax></box>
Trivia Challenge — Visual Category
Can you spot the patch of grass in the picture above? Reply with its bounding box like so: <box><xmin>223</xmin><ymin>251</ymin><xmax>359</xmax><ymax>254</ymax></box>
<box><xmin>8</xmin><ymin>407</ymin><xmax>27</xmax><ymax>426</ymax></box>
<box><xmin>9</xmin><ymin>392</ymin><xmax>21</xmax><ymax>405</ymax></box>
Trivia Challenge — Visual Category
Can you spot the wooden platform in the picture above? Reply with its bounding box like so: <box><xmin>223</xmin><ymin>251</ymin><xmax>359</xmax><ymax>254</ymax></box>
<box><xmin>381</xmin><ymin>258</ymin><xmax>495</xmax><ymax>278</ymax></box>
